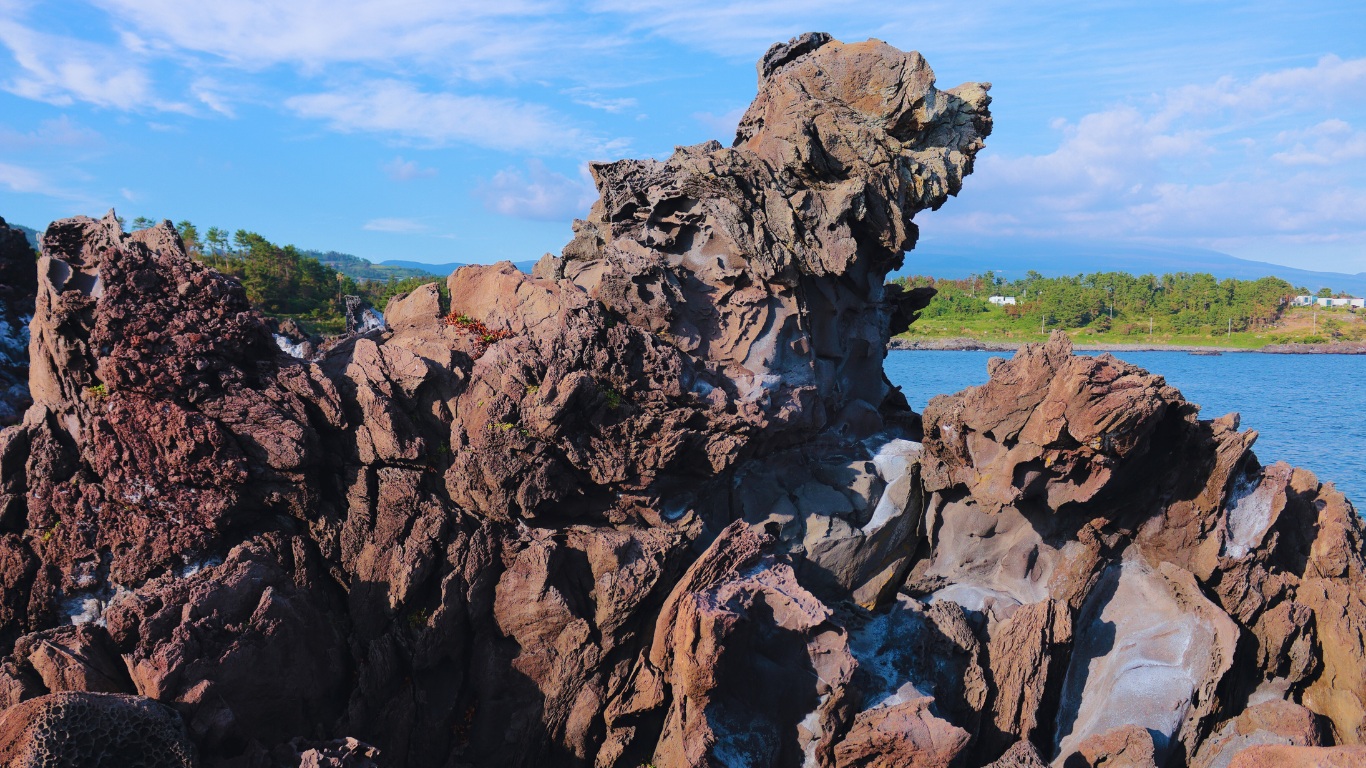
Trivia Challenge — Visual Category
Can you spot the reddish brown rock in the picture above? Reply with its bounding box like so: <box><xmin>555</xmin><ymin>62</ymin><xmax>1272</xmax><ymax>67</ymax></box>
<box><xmin>985</xmin><ymin>739</ymin><xmax>1049</xmax><ymax>768</ymax></box>
<box><xmin>0</xmin><ymin>691</ymin><xmax>195</xmax><ymax>768</ymax></box>
<box><xmin>832</xmin><ymin>695</ymin><xmax>970</xmax><ymax>768</ymax></box>
<box><xmin>1191</xmin><ymin>700</ymin><xmax>1324</xmax><ymax>768</ymax></box>
<box><xmin>1</xmin><ymin>29</ymin><xmax>1365</xmax><ymax>768</ymax></box>
<box><xmin>985</xmin><ymin>598</ymin><xmax>1071</xmax><ymax>753</ymax></box>
<box><xmin>0</xmin><ymin>217</ymin><xmax>36</xmax><ymax>427</ymax></box>
<box><xmin>1067</xmin><ymin>724</ymin><xmax>1158</xmax><ymax>767</ymax></box>
<box><xmin>1227</xmin><ymin>744</ymin><xmax>1366</xmax><ymax>768</ymax></box>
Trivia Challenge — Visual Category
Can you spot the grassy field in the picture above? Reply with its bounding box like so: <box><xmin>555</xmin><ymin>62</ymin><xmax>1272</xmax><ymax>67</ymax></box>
<box><xmin>899</xmin><ymin>306</ymin><xmax>1366</xmax><ymax>349</ymax></box>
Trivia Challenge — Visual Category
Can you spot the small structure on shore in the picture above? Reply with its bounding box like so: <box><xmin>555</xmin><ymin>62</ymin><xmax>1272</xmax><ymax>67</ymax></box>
<box><xmin>988</xmin><ymin>295</ymin><xmax>1016</xmax><ymax>306</ymax></box>
<box><xmin>1315</xmin><ymin>297</ymin><xmax>1364</xmax><ymax>308</ymax></box>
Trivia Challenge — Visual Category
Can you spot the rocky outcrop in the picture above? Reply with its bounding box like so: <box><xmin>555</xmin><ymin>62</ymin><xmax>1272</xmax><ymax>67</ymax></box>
<box><xmin>0</xmin><ymin>691</ymin><xmax>195</xmax><ymax>767</ymax></box>
<box><xmin>0</xmin><ymin>32</ymin><xmax>1363</xmax><ymax>768</ymax></box>
<box><xmin>0</xmin><ymin>218</ymin><xmax>36</xmax><ymax>427</ymax></box>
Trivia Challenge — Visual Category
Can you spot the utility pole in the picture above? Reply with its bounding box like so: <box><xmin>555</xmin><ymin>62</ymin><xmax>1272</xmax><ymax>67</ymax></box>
<box><xmin>1227</xmin><ymin>318</ymin><xmax>1232</xmax><ymax>338</ymax></box>
<box><xmin>1149</xmin><ymin>317</ymin><xmax>1153</xmax><ymax>337</ymax></box>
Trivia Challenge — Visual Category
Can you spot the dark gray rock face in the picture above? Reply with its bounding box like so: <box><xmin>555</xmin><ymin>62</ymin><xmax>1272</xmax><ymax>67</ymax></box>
<box><xmin>0</xmin><ymin>218</ymin><xmax>36</xmax><ymax>426</ymax></box>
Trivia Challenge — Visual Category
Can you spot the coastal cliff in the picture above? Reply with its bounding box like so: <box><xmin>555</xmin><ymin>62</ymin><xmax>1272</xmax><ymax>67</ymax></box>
<box><xmin>0</xmin><ymin>34</ymin><xmax>1362</xmax><ymax>768</ymax></box>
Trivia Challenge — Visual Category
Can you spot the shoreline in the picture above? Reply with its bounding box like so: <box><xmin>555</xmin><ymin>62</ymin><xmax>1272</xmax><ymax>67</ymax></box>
<box><xmin>890</xmin><ymin>337</ymin><xmax>1366</xmax><ymax>355</ymax></box>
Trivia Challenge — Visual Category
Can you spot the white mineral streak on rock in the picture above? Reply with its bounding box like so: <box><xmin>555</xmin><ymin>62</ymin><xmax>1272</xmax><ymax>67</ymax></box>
<box><xmin>1054</xmin><ymin>554</ymin><xmax>1238</xmax><ymax>765</ymax></box>
<box><xmin>1223</xmin><ymin>470</ymin><xmax>1278</xmax><ymax>559</ymax></box>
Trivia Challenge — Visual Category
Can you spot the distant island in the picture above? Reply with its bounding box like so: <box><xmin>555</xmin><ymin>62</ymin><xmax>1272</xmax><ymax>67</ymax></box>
<box><xmin>893</xmin><ymin>271</ymin><xmax>1366</xmax><ymax>352</ymax></box>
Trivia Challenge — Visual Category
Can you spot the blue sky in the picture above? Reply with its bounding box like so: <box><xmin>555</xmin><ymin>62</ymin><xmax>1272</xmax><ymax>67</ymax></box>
<box><xmin>1</xmin><ymin>1</ymin><xmax>1364</xmax><ymax>273</ymax></box>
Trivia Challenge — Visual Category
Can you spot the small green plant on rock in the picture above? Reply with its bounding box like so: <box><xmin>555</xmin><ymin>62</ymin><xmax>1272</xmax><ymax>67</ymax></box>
<box><xmin>85</xmin><ymin>383</ymin><xmax>108</xmax><ymax>400</ymax></box>
<box><xmin>406</xmin><ymin>607</ymin><xmax>431</xmax><ymax>629</ymax></box>
<box><xmin>603</xmin><ymin>387</ymin><xmax>623</xmax><ymax>410</ymax></box>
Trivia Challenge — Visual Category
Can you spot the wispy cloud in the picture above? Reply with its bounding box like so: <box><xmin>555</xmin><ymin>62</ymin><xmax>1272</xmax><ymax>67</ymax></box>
<box><xmin>286</xmin><ymin>80</ymin><xmax>597</xmax><ymax>154</ymax></box>
<box><xmin>0</xmin><ymin>19</ymin><xmax>183</xmax><ymax>111</ymax></box>
<box><xmin>1272</xmin><ymin>119</ymin><xmax>1366</xmax><ymax>166</ymax></box>
<box><xmin>566</xmin><ymin>88</ymin><xmax>637</xmax><ymax>113</ymax></box>
<box><xmin>382</xmin><ymin>156</ymin><xmax>438</xmax><ymax>181</ymax></box>
<box><xmin>926</xmin><ymin>55</ymin><xmax>1366</xmax><ymax>266</ymax></box>
<box><xmin>88</xmin><ymin>0</ymin><xmax>583</xmax><ymax>77</ymax></box>
<box><xmin>0</xmin><ymin>115</ymin><xmax>103</xmax><ymax>150</ymax></box>
<box><xmin>475</xmin><ymin>159</ymin><xmax>596</xmax><ymax>221</ymax></box>
<box><xmin>363</xmin><ymin>217</ymin><xmax>429</xmax><ymax>233</ymax></box>
<box><xmin>692</xmin><ymin>106</ymin><xmax>746</xmax><ymax>142</ymax></box>
<box><xmin>0</xmin><ymin>160</ymin><xmax>93</xmax><ymax>202</ymax></box>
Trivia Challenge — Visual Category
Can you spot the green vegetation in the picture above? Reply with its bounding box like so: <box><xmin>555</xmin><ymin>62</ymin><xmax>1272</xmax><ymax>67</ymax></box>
<box><xmin>603</xmin><ymin>386</ymin><xmax>623</xmax><ymax>409</ymax></box>
<box><xmin>84</xmin><ymin>383</ymin><xmax>108</xmax><ymax>400</ymax></box>
<box><xmin>896</xmin><ymin>271</ymin><xmax>1366</xmax><ymax>348</ymax></box>
<box><xmin>169</xmin><ymin>220</ymin><xmax>448</xmax><ymax>335</ymax></box>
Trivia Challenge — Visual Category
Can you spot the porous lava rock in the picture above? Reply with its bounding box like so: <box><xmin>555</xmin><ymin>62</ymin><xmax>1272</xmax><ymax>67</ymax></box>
<box><xmin>0</xmin><ymin>691</ymin><xmax>195</xmax><ymax>768</ymax></box>
<box><xmin>0</xmin><ymin>32</ymin><xmax>1364</xmax><ymax>768</ymax></box>
<box><xmin>0</xmin><ymin>217</ymin><xmax>36</xmax><ymax>427</ymax></box>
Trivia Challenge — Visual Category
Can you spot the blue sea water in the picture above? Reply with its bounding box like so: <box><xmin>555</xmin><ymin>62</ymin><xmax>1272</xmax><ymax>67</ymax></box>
<box><xmin>885</xmin><ymin>350</ymin><xmax>1366</xmax><ymax>507</ymax></box>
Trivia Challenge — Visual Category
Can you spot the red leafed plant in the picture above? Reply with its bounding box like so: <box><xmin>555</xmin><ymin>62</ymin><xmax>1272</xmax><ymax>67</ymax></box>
<box><xmin>445</xmin><ymin>313</ymin><xmax>512</xmax><ymax>357</ymax></box>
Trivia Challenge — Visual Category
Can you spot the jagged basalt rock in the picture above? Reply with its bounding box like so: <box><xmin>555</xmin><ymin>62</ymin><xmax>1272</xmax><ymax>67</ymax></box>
<box><xmin>0</xmin><ymin>218</ymin><xmax>36</xmax><ymax>427</ymax></box>
<box><xmin>0</xmin><ymin>31</ymin><xmax>1363</xmax><ymax>768</ymax></box>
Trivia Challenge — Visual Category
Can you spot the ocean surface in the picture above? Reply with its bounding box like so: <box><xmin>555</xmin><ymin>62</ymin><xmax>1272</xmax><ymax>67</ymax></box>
<box><xmin>885</xmin><ymin>350</ymin><xmax>1365</xmax><ymax>507</ymax></box>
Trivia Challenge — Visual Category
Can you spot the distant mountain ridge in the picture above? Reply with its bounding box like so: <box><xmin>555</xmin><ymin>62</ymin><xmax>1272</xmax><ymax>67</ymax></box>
<box><xmin>378</xmin><ymin>258</ymin><xmax>541</xmax><ymax>276</ymax></box>
<box><xmin>12</xmin><ymin>223</ymin><xmax>39</xmax><ymax>252</ymax></box>
<box><xmin>311</xmin><ymin>254</ymin><xmax>541</xmax><ymax>281</ymax></box>
<box><xmin>14</xmin><ymin>221</ymin><xmax>1362</xmax><ymax>294</ymax></box>
<box><xmin>899</xmin><ymin>238</ymin><xmax>1366</xmax><ymax>295</ymax></box>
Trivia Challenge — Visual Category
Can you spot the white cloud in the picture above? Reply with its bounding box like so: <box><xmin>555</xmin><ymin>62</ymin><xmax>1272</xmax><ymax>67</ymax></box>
<box><xmin>475</xmin><ymin>159</ymin><xmax>596</xmax><ymax>220</ymax></box>
<box><xmin>382</xmin><ymin>156</ymin><xmax>438</xmax><ymax>181</ymax></box>
<box><xmin>1271</xmin><ymin>119</ymin><xmax>1366</xmax><ymax>167</ymax></box>
<box><xmin>363</xmin><ymin>217</ymin><xmax>429</xmax><ymax>233</ymax></box>
<box><xmin>0</xmin><ymin>19</ymin><xmax>183</xmax><ymax>111</ymax></box>
<box><xmin>0</xmin><ymin>160</ymin><xmax>50</xmax><ymax>193</ymax></box>
<box><xmin>89</xmin><ymin>0</ymin><xmax>578</xmax><ymax>77</ymax></box>
<box><xmin>286</xmin><ymin>80</ymin><xmax>596</xmax><ymax>154</ymax></box>
<box><xmin>926</xmin><ymin>55</ymin><xmax>1366</xmax><ymax>264</ymax></box>
<box><xmin>0</xmin><ymin>160</ymin><xmax>92</xmax><ymax>202</ymax></box>
<box><xmin>569</xmin><ymin>92</ymin><xmax>637</xmax><ymax>113</ymax></box>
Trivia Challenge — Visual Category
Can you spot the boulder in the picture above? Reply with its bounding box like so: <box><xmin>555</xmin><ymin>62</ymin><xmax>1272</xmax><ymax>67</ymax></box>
<box><xmin>0</xmin><ymin>691</ymin><xmax>195</xmax><ymax>768</ymax></box>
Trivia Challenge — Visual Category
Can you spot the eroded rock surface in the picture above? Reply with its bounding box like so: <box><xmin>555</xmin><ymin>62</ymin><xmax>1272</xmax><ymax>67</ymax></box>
<box><xmin>0</xmin><ymin>217</ymin><xmax>36</xmax><ymax>426</ymax></box>
<box><xmin>0</xmin><ymin>31</ymin><xmax>1363</xmax><ymax>768</ymax></box>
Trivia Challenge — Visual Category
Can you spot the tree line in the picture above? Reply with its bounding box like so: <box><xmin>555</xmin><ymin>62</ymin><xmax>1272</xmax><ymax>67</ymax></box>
<box><xmin>125</xmin><ymin>217</ymin><xmax>445</xmax><ymax>332</ymax></box>
<box><xmin>895</xmin><ymin>270</ymin><xmax>1305</xmax><ymax>335</ymax></box>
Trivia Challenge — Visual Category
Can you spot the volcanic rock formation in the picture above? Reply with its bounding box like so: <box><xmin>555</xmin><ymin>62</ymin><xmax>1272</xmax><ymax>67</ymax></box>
<box><xmin>0</xmin><ymin>218</ymin><xmax>35</xmax><ymax>426</ymax></box>
<box><xmin>0</xmin><ymin>32</ymin><xmax>1363</xmax><ymax>768</ymax></box>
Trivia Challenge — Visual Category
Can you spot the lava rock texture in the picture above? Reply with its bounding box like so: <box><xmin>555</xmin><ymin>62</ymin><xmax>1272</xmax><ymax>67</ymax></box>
<box><xmin>0</xmin><ymin>217</ymin><xmax>36</xmax><ymax>427</ymax></box>
<box><xmin>0</xmin><ymin>33</ymin><xmax>1362</xmax><ymax>768</ymax></box>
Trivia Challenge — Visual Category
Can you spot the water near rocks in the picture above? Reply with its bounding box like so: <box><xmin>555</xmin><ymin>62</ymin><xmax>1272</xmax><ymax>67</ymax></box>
<box><xmin>887</xmin><ymin>349</ymin><xmax>1366</xmax><ymax>505</ymax></box>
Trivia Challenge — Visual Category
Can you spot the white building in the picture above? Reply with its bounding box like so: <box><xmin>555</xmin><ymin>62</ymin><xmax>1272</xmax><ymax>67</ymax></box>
<box><xmin>988</xmin><ymin>295</ymin><xmax>1017</xmax><ymax>306</ymax></box>
<box><xmin>1315</xmin><ymin>297</ymin><xmax>1363</xmax><ymax>308</ymax></box>
<box><xmin>1292</xmin><ymin>295</ymin><xmax>1315</xmax><ymax>306</ymax></box>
